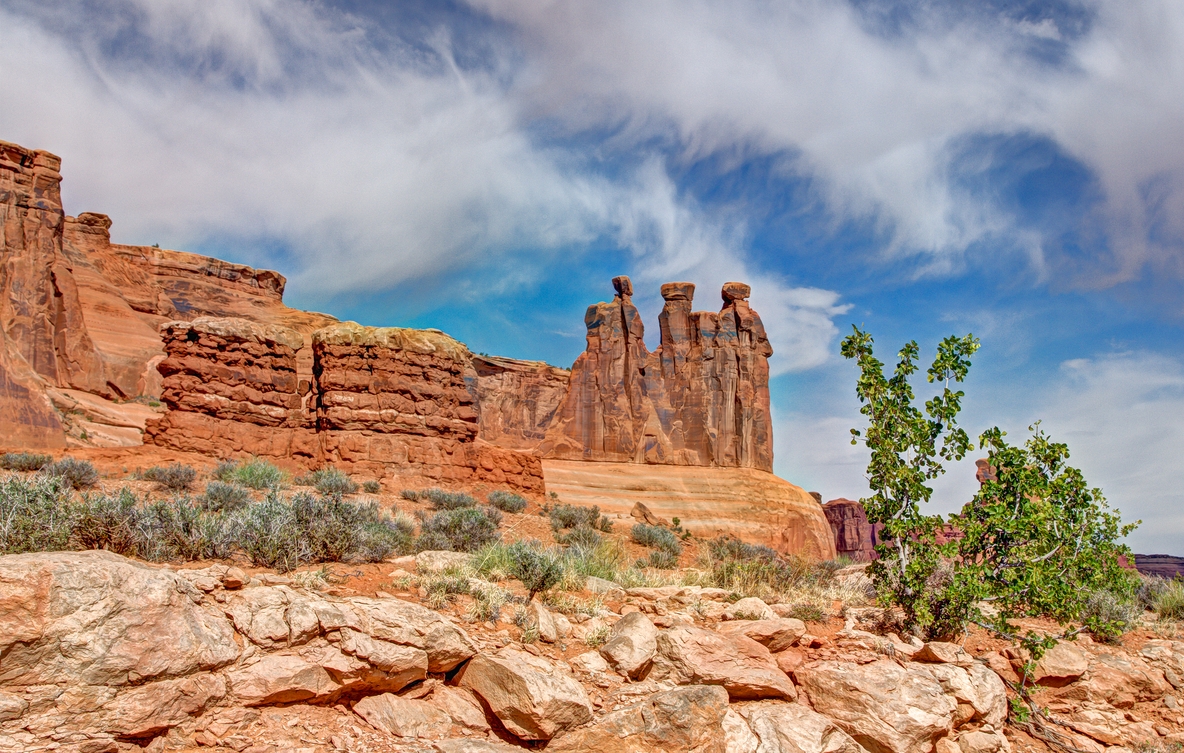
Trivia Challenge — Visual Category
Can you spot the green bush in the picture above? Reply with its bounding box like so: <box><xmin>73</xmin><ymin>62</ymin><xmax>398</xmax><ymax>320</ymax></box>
<box><xmin>488</xmin><ymin>490</ymin><xmax>527</xmax><ymax>513</ymax></box>
<box><xmin>141</xmin><ymin>463</ymin><xmax>197</xmax><ymax>491</ymax></box>
<box><xmin>295</xmin><ymin>467</ymin><xmax>359</xmax><ymax>497</ymax></box>
<box><xmin>548</xmin><ymin>503</ymin><xmax>612</xmax><ymax>532</ymax></box>
<box><xmin>416</xmin><ymin>507</ymin><xmax>502</xmax><ymax>552</ymax></box>
<box><xmin>362</xmin><ymin>480</ymin><xmax>382</xmax><ymax>494</ymax></box>
<box><xmin>0</xmin><ymin>474</ymin><xmax>74</xmax><ymax>553</ymax></box>
<box><xmin>43</xmin><ymin>457</ymin><xmax>99</xmax><ymax>489</ymax></box>
<box><xmin>225</xmin><ymin>458</ymin><xmax>285</xmax><ymax>490</ymax></box>
<box><xmin>507</xmin><ymin>541</ymin><xmax>564</xmax><ymax>600</ymax></box>
<box><xmin>702</xmin><ymin>536</ymin><xmax>837</xmax><ymax>599</ymax></box>
<box><xmin>0</xmin><ymin>452</ymin><xmax>52</xmax><ymax>471</ymax></box>
<box><xmin>631</xmin><ymin>523</ymin><xmax>681</xmax><ymax>556</ymax></box>
<box><xmin>202</xmin><ymin>481</ymin><xmax>251</xmax><ymax>512</ymax></box>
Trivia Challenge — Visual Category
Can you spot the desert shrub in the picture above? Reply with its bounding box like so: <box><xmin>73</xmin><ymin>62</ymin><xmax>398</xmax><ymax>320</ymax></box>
<box><xmin>141</xmin><ymin>463</ymin><xmax>197</xmax><ymax>491</ymax></box>
<box><xmin>556</xmin><ymin>524</ymin><xmax>602</xmax><ymax>550</ymax></box>
<box><xmin>400</xmin><ymin>489</ymin><xmax>420</xmax><ymax>501</ymax></box>
<box><xmin>232</xmin><ymin>496</ymin><xmax>306</xmax><ymax>571</ymax></box>
<box><xmin>507</xmin><ymin>541</ymin><xmax>564</xmax><ymax>600</ymax></box>
<box><xmin>202</xmin><ymin>481</ymin><xmax>251</xmax><ymax>512</ymax></box>
<box><xmin>136</xmin><ymin>498</ymin><xmax>233</xmax><ymax>562</ymax></box>
<box><xmin>0</xmin><ymin>474</ymin><xmax>74</xmax><ymax>553</ymax></box>
<box><xmin>416</xmin><ymin>507</ymin><xmax>502</xmax><ymax>552</ymax></box>
<box><xmin>296</xmin><ymin>467</ymin><xmax>359</xmax><ymax>497</ymax></box>
<box><xmin>1153</xmin><ymin>580</ymin><xmax>1184</xmax><ymax>620</ymax></box>
<box><xmin>0</xmin><ymin>452</ymin><xmax>52</xmax><ymax>471</ymax></box>
<box><xmin>488</xmin><ymin>490</ymin><xmax>527</xmax><ymax>513</ymax></box>
<box><xmin>469</xmin><ymin>582</ymin><xmax>511</xmax><ymax>622</ymax></box>
<box><xmin>43</xmin><ymin>457</ymin><xmax>99</xmax><ymax>489</ymax></box>
<box><xmin>560</xmin><ymin>538</ymin><xmax>628</xmax><ymax>584</ymax></box>
<box><xmin>701</xmin><ymin>536</ymin><xmax>837</xmax><ymax>599</ymax></box>
<box><xmin>362</xmin><ymin>480</ymin><xmax>382</xmax><ymax>494</ymax></box>
<box><xmin>423</xmin><ymin>567</ymin><xmax>472</xmax><ymax>608</ymax></box>
<box><xmin>213</xmin><ymin>460</ymin><xmax>238</xmax><ymax>481</ymax></box>
<box><xmin>782</xmin><ymin>602</ymin><xmax>827</xmax><ymax>622</ymax></box>
<box><xmin>641</xmin><ymin>549</ymin><xmax>679</xmax><ymax>570</ymax></box>
<box><xmin>71</xmin><ymin>489</ymin><xmax>140</xmax><ymax>554</ymax></box>
<box><xmin>631</xmin><ymin>523</ymin><xmax>681</xmax><ymax>556</ymax></box>
<box><xmin>1080</xmin><ymin>587</ymin><xmax>1142</xmax><ymax>641</ymax></box>
<box><xmin>548</xmin><ymin>503</ymin><xmax>612</xmax><ymax>532</ymax></box>
<box><xmin>225</xmin><ymin>458</ymin><xmax>285</xmax><ymax>490</ymax></box>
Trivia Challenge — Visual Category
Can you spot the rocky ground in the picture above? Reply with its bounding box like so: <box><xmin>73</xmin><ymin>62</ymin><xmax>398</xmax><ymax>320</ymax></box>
<box><xmin>3</xmin><ymin>523</ymin><xmax>1184</xmax><ymax>753</ymax></box>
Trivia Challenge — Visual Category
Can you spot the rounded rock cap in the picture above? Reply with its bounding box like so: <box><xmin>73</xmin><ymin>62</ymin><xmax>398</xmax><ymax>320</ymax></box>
<box><xmin>722</xmin><ymin>282</ymin><xmax>751</xmax><ymax>302</ymax></box>
<box><xmin>612</xmin><ymin>275</ymin><xmax>634</xmax><ymax>297</ymax></box>
<box><xmin>660</xmin><ymin>282</ymin><xmax>695</xmax><ymax>301</ymax></box>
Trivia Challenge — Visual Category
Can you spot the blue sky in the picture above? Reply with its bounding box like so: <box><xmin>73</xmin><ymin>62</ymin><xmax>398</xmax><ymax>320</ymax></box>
<box><xmin>2</xmin><ymin>0</ymin><xmax>1182</xmax><ymax>553</ymax></box>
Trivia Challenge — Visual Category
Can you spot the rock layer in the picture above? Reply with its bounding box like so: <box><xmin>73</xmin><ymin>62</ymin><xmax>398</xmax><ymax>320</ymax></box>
<box><xmin>146</xmin><ymin>317</ymin><xmax>544</xmax><ymax>494</ymax></box>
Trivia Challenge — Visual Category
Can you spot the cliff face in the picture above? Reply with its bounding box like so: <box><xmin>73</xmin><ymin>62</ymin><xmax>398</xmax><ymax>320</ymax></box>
<box><xmin>0</xmin><ymin>139</ymin><xmax>334</xmax><ymax>448</ymax></box>
<box><xmin>537</xmin><ymin>276</ymin><xmax>774</xmax><ymax>471</ymax></box>
<box><xmin>472</xmin><ymin>355</ymin><xmax>571</xmax><ymax>451</ymax></box>
<box><xmin>145</xmin><ymin>318</ymin><xmax>545</xmax><ymax>495</ymax></box>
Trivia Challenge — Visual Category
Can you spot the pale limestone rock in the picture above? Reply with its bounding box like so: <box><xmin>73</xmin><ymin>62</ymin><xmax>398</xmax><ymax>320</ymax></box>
<box><xmin>0</xmin><ymin>550</ymin><xmax>239</xmax><ymax>687</ymax></box>
<box><xmin>1033</xmin><ymin>641</ymin><xmax>1090</xmax><ymax>686</ymax></box>
<box><xmin>957</xmin><ymin>730</ymin><xmax>1010</xmax><ymax>753</ymax></box>
<box><xmin>650</xmin><ymin>626</ymin><xmax>796</xmax><ymax>700</ymax></box>
<box><xmin>724</xmin><ymin>597</ymin><xmax>777</xmax><ymax>621</ymax></box>
<box><xmin>915</xmin><ymin>642</ymin><xmax>975</xmax><ymax>667</ymax></box>
<box><xmin>599</xmin><ymin>611</ymin><xmax>659</xmax><ymax>679</ymax></box>
<box><xmin>458</xmin><ymin>648</ymin><xmax>593</xmax><ymax>740</ymax></box>
<box><xmin>923</xmin><ymin>663</ymin><xmax>1008</xmax><ymax>728</ymax></box>
<box><xmin>548</xmin><ymin>685</ymin><xmax>729</xmax><ymax>753</ymax></box>
<box><xmin>730</xmin><ymin>700</ymin><xmax>871</xmax><ymax>753</ymax></box>
<box><xmin>227</xmin><ymin>654</ymin><xmax>338</xmax><ymax>705</ymax></box>
<box><xmin>427</xmin><ymin>686</ymin><xmax>490</xmax><ymax>732</ymax></box>
<box><xmin>794</xmin><ymin>659</ymin><xmax>956</xmax><ymax>753</ymax></box>
<box><xmin>572</xmin><ymin>650</ymin><xmax>611</xmax><ymax>674</ymax></box>
<box><xmin>527</xmin><ymin>601</ymin><xmax>559</xmax><ymax>643</ymax></box>
<box><xmin>717</xmin><ymin>618</ymin><xmax>806</xmax><ymax>652</ymax></box>
<box><xmin>354</xmin><ymin>692</ymin><xmax>453</xmax><ymax>739</ymax></box>
<box><xmin>336</xmin><ymin>627</ymin><xmax>429</xmax><ymax>688</ymax></box>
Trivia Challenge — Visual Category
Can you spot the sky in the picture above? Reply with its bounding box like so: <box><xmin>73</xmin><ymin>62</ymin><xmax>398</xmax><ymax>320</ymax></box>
<box><xmin>1</xmin><ymin>0</ymin><xmax>1181</xmax><ymax>553</ymax></box>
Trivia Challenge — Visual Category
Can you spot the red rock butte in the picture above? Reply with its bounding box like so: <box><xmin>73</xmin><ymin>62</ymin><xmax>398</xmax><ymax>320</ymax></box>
<box><xmin>0</xmin><ymin>138</ymin><xmax>835</xmax><ymax>557</ymax></box>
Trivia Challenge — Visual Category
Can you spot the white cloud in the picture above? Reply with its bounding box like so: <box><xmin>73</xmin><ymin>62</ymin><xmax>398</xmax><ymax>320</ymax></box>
<box><xmin>472</xmin><ymin>0</ymin><xmax>1184</xmax><ymax>284</ymax></box>
<box><xmin>0</xmin><ymin>0</ymin><xmax>847</xmax><ymax>371</ymax></box>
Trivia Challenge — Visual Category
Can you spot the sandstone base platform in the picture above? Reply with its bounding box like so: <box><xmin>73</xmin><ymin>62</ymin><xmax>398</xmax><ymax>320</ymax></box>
<box><xmin>541</xmin><ymin>460</ymin><xmax>836</xmax><ymax>559</ymax></box>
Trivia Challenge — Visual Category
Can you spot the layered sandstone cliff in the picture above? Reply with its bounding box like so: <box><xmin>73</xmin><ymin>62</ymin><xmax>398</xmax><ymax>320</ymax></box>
<box><xmin>537</xmin><ymin>277</ymin><xmax>774</xmax><ymax>470</ymax></box>
<box><xmin>145</xmin><ymin>318</ymin><xmax>544</xmax><ymax>495</ymax></box>
<box><xmin>0</xmin><ymin>139</ymin><xmax>334</xmax><ymax>448</ymax></box>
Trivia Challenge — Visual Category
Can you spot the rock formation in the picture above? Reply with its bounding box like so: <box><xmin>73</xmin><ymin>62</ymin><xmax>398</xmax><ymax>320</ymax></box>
<box><xmin>471</xmin><ymin>355</ymin><xmax>570</xmax><ymax>451</ymax></box>
<box><xmin>0</xmin><ymin>139</ymin><xmax>334</xmax><ymax>449</ymax></box>
<box><xmin>538</xmin><ymin>277</ymin><xmax>773</xmax><ymax>471</ymax></box>
<box><xmin>823</xmin><ymin>499</ymin><xmax>880</xmax><ymax>561</ymax></box>
<box><xmin>146</xmin><ymin>318</ymin><xmax>544</xmax><ymax>494</ymax></box>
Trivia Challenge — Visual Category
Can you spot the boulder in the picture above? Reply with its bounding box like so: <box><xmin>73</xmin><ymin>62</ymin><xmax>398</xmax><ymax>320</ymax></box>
<box><xmin>726</xmin><ymin>700</ymin><xmax>870</xmax><ymax>753</ymax></box>
<box><xmin>924</xmin><ymin>662</ymin><xmax>1008</xmax><ymax>728</ymax></box>
<box><xmin>354</xmin><ymin>692</ymin><xmax>453</xmax><ymax>739</ymax></box>
<box><xmin>572</xmin><ymin>650</ymin><xmax>611</xmax><ymax>674</ymax></box>
<box><xmin>549</xmin><ymin>685</ymin><xmax>729</xmax><ymax>753</ymax></box>
<box><xmin>426</xmin><ymin>686</ymin><xmax>491</xmax><ymax>732</ymax></box>
<box><xmin>527</xmin><ymin>601</ymin><xmax>559</xmax><ymax>643</ymax></box>
<box><xmin>435</xmin><ymin>740</ymin><xmax>525</xmax><ymax>753</ymax></box>
<box><xmin>226</xmin><ymin>654</ymin><xmax>338</xmax><ymax>705</ymax></box>
<box><xmin>1032</xmin><ymin>641</ymin><xmax>1090</xmax><ymax>686</ymax></box>
<box><xmin>599</xmin><ymin>611</ymin><xmax>659</xmax><ymax>679</ymax></box>
<box><xmin>794</xmin><ymin>659</ymin><xmax>956</xmax><ymax>753</ymax></box>
<box><xmin>587</xmin><ymin>575</ymin><xmax>625</xmax><ymax>594</ymax></box>
<box><xmin>458</xmin><ymin>648</ymin><xmax>593</xmax><ymax>740</ymax></box>
<box><xmin>650</xmin><ymin>626</ymin><xmax>797</xmax><ymax>700</ymax></box>
<box><xmin>631</xmin><ymin>501</ymin><xmax>668</xmax><ymax>526</ymax></box>
<box><xmin>723</xmin><ymin>597</ymin><xmax>777</xmax><ymax>621</ymax></box>
<box><xmin>915</xmin><ymin>642</ymin><xmax>975</xmax><ymax>667</ymax></box>
<box><xmin>957</xmin><ymin>730</ymin><xmax>1009</xmax><ymax>753</ymax></box>
<box><xmin>0</xmin><ymin>550</ymin><xmax>240</xmax><ymax>687</ymax></box>
<box><xmin>717</xmin><ymin>618</ymin><xmax>807</xmax><ymax>652</ymax></box>
<box><xmin>1059</xmin><ymin>652</ymin><xmax>1170</xmax><ymax>708</ymax></box>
